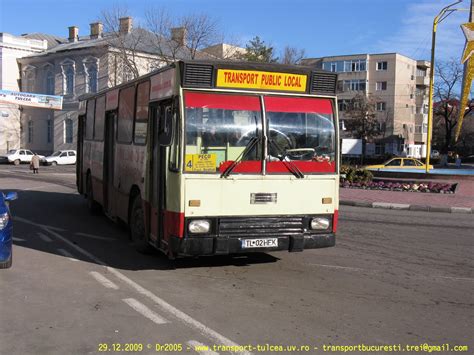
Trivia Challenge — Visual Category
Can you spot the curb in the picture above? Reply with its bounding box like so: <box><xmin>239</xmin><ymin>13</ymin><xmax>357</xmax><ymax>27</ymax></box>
<box><xmin>339</xmin><ymin>200</ymin><xmax>473</xmax><ymax>214</ymax></box>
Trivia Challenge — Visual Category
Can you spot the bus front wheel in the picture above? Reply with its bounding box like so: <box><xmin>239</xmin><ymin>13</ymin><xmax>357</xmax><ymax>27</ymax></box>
<box><xmin>130</xmin><ymin>195</ymin><xmax>153</xmax><ymax>253</ymax></box>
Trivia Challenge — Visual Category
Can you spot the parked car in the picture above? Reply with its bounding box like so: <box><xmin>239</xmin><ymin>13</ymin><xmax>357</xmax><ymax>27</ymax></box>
<box><xmin>5</xmin><ymin>149</ymin><xmax>45</xmax><ymax>165</ymax></box>
<box><xmin>0</xmin><ymin>191</ymin><xmax>17</xmax><ymax>269</ymax></box>
<box><xmin>366</xmin><ymin>158</ymin><xmax>433</xmax><ymax>171</ymax></box>
<box><xmin>43</xmin><ymin>150</ymin><xmax>77</xmax><ymax>166</ymax></box>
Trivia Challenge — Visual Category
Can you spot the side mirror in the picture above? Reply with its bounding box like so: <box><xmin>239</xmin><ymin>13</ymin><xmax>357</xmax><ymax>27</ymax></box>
<box><xmin>159</xmin><ymin>108</ymin><xmax>174</xmax><ymax>147</ymax></box>
<box><xmin>4</xmin><ymin>192</ymin><xmax>18</xmax><ymax>202</ymax></box>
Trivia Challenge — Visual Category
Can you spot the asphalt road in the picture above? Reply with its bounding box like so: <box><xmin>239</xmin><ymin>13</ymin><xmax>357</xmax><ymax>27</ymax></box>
<box><xmin>0</xmin><ymin>164</ymin><xmax>473</xmax><ymax>355</ymax></box>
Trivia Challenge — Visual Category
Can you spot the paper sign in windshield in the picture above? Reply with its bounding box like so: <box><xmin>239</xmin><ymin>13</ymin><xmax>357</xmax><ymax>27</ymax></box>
<box><xmin>185</xmin><ymin>154</ymin><xmax>217</xmax><ymax>172</ymax></box>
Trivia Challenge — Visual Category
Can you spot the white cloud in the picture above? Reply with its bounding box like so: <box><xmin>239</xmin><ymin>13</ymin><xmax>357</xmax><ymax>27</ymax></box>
<box><xmin>375</xmin><ymin>0</ymin><xmax>470</xmax><ymax>62</ymax></box>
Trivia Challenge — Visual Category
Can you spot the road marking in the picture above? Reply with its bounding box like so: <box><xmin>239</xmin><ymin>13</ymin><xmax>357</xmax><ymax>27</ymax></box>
<box><xmin>89</xmin><ymin>271</ymin><xmax>119</xmax><ymax>290</ymax></box>
<box><xmin>37</xmin><ymin>232</ymin><xmax>53</xmax><ymax>243</ymax></box>
<box><xmin>123</xmin><ymin>298</ymin><xmax>169</xmax><ymax>325</ymax></box>
<box><xmin>187</xmin><ymin>340</ymin><xmax>219</xmax><ymax>355</ymax></box>
<box><xmin>76</xmin><ymin>232</ymin><xmax>114</xmax><ymax>241</ymax></box>
<box><xmin>22</xmin><ymin>185</ymin><xmax>51</xmax><ymax>191</ymax></box>
<box><xmin>435</xmin><ymin>275</ymin><xmax>474</xmax><ymax>282</ymax></box>
<box><xmin>15</xmin><ymin>216</ymin><xmax>66</xmax><ymax>231</ymax></box>
<box><xmin>57</xmin><ymin>248</ymin><xmax>79</xmax><ymax>262</ymax></box>
<box><xmin>27</xmin><ymin>218</ymin><xmax>252</xmax><ymax>355</ymax></box>
<box><xmin>307</xmin><ymin>263</ymin><xmax>364</xmax><ymax>271</ymax></box>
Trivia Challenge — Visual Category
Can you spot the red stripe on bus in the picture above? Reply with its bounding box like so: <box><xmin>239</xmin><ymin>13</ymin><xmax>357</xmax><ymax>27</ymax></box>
<box><xmin>164</xmin><ymin>210</ymin><xmax>185</xmax><ymax>239</ymax></box>
<box><xmin>185</xmin><ymin>92</ymin><xmax>261</xmax><ymax>111</ymax></box>
<box><xmin>264</xmin><ymin>97</ymin><xmax>333</xmax><ymax>114</ymax></box>
<box><xmin>218</xmin><ymin>160</ymin><xmax>335</xmax><ymax>173</ymax></box>
<box><xmin>332</xmin><ymin>209</ymin><xmax>338</xmax><ymax>233</ymax></box>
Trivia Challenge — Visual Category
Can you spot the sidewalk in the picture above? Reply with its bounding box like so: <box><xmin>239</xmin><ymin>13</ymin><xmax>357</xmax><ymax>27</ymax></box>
<box><xmin>340</xmin><ymin>178</ymin><xmax>474</xmax><ymax>213</ymax></box>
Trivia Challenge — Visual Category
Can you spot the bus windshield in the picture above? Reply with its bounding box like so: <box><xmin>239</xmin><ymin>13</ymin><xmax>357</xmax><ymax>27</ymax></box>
<box><xmin>184</xmin><ymin>92</ymin><xmax>262</xmax><ymax>173</ymax></box>
<box><xmin>265</xmin><ymin>96</ymin><xmax>335</xmax><ymax>163</ymax></box>
<box><xmin>184</xmin><ymin>91</ymin><xmax>336</xmax><ymax>174</ymax></box>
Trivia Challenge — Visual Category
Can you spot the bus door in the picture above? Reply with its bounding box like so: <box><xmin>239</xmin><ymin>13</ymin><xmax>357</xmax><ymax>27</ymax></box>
<box><xmin>148</xmin><ymin>100</ymin><xmax>172</xmax><ymax>248</ymax></box>
<box><xmin>77</xmin><ymin>114</ymin><xmax>85</xmax><ymax>194</ymax></box>
<box><xmin>103</xmin><ymin>111</ymin><xmax>117</xmax><ymax>215</ymax></box>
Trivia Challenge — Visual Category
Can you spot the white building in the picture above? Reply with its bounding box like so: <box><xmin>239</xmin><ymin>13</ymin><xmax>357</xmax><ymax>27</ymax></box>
<box><xmin>0</xmin><ymin>33</ymin><xmax>48</xmax><ymax>154</ymax></box>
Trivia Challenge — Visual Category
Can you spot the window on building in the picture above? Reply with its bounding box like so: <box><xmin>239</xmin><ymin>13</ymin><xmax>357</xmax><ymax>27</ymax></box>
<box><xmin>86</xmin><ymin>63</ymin><xmax>98</xmax><ymax>93</ymax></box>
<box><xmin>339</xmin><ymin>120</ymin><xmax>346</xmax><ymax>131</ymax></box>
<box><xmin>330</xmin><ymin>63</ymin><xmax>337</xmax><ymax>72</ymax></box>
<box><xmin>46</xmin><ymin>71</ymin><xmax>55</xmax><ymax>95</ymax></box>
<box><xmin>376</xmin><ymin>61</ymin><xmax>388</xmax><ymax>71</ymax></box>
<box><xmin>376</xmin><ymin>102</ymin><xmax>386</xmax><ymax>111</ymax></box>
<box><xmin>376</xmin><ymin>81</ymin><xmax>387</xmax><ymax>91</ymax></box>
<box><xmin>117</xmin><ymin>86</ymin><xmax>135</xmax><ymax>143</ymax></box>
<box><xmin>28</xmin><ymin>121</ymin><xmax>33</xmax><ymax>143</ymax></box>
<box><xmin>64</xmin><ymin>119</ymin><xmax>73</xmax><ymax>143</ymax></box>
<box><xmin>342</xmin><ymin>80</ymin><xmax>366</xmax><ymax>91</ymax></box>
<box><xmin>423</xmin><ymin>123</ymin><xmax>428</xmax><ymax>133</ymax></box>
<box><xmin>338</xmin><ymin>99</ymin><xmax>350</xmax><ymax>112</ymax></box>
<box><xmin>64</xmin><ymin>66</ymin><xmax>74</xmax><ymax>95</ymax></box>
<box><xmin>47</xmin><ymin>119</ymin><xmax>52</xmax><ymax>143</ymax></box>
<box><xmin>25</xmin><ymin>71</ymin><xmax>35</xmax><ymax>92</ymax></box>
<box><xmin>416</xmin><ymin>68</ymin><xmax>427</xmax><ymax>77</ymax></box>
<box><xmin>415</xmin><ymin>125</ymin><xmax>422</xmax><ymax>134</ymax></box>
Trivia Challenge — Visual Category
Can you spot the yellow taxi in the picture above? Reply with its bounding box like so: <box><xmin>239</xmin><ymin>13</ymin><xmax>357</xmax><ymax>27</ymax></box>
<box><xmin>365</xmin><ymin>158</ymin><xmax>433</xmax><ymax>171</ymax></box>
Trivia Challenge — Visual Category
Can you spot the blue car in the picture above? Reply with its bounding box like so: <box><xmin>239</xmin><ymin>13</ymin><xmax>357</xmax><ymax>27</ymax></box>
<box><xmin>0</xmin><ymin>191</ymin><xmax>17</xmax><ymax>269</ymax></box>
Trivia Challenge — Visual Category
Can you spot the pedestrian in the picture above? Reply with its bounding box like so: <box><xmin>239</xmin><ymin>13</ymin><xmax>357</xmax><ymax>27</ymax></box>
<box><xmin>455</xmin><ymin>154</ymin><xmax>462</xmax><ymax>168</ymax></box>
<box><xmin>30</xmin><ymin>153</ymin><xmax>40</xmax><ymax>174</ymax></box>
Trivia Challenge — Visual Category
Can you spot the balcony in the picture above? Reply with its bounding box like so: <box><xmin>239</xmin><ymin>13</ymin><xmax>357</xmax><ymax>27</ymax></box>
<box><xmin>416</xmin><ymin>76</ymin><xmax>430</xmax><ymax>86</ymax></box>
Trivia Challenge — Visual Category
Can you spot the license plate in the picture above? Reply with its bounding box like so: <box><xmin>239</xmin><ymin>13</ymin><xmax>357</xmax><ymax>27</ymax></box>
<box><xmin>241</xmin><ymin>238</ymin><xmax>278</xmax><ymax>249</ymax></box>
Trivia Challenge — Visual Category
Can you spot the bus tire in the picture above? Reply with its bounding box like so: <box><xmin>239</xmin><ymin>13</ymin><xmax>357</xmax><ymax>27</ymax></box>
<box><xmin>86</xmin><ymin>174</ymin><xmax>101</xmax><ymax>215</ymax></box>
<box><xmin>130</xmin><ymin>195</ymin><xmax>153</xmax><ymax>253</ymax></box>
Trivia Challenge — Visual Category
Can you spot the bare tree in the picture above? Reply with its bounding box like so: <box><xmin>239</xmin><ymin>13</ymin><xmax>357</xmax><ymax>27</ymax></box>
<box><xmin>433</xmin><ymin>59</ymin><xmax>464</xmax><ymax>153</ymax></box>
<box><xmin>344</xmin><ymin>94</ymin><xmax>380</xmax><ymax>160</ymax></box>
<box><xmin>101</xmin><ymin>6</ymin><xmax>145</xmax><ymax>81</ymax></box>
<box><xmin>145</xmin><ymin>8</ymin><xmax>222</xmax><ymax>63</ymax></box>
<box><xmin>280</xmin><ymin>46</ymin><xmax>305</xmax><ymax>65</ymax></box>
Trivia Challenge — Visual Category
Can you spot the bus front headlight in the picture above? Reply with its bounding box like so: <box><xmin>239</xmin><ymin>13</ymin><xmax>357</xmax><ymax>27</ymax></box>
<box><xmin>310</xmin><ymin>217</ymin><xmax>330</xmax><ymax>230</ymax></box>
<box><xmin>188</xmin><ymin>220</ymin><xmax>210</xmax><ymax>234</ymax></box>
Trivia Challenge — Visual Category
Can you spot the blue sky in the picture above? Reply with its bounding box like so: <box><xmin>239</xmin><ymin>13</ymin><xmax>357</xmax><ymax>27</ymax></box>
<box><xmin>0</xmin><ymin>0</ymin><xmax>470</xmax><ymax>62</ymax></box>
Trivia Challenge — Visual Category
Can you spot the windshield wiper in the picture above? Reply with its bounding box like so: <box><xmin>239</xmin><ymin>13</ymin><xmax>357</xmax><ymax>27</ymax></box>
<box><xmin>220</xmin><ymin>136</ymin><xmax>259</xmax><ymax>178</ymax></box>
<box><xmin>268</xmin><ymin>139</ymin><xmax>304</xmax><ymax>179</ymax></box>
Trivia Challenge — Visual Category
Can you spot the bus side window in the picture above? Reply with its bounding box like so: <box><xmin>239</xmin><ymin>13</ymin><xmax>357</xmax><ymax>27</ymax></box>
<box><xmin>117</xmin><ymin>86</ymin><xmax>135</xmax><ymax>144</ymax></box>
<box><xmin>94</xmin><ymin>96</ymin><xmax>105</xmax><ymax>141</ymax></box>
<box><xmin>134</xmin><ymin>81</ymin><xmax>150</xmax><ymax>145</ymax></box>
<box><xmin>86</xmin><ymin>99</ymin><xmax>95</xmax><ymax>140</ymax></box>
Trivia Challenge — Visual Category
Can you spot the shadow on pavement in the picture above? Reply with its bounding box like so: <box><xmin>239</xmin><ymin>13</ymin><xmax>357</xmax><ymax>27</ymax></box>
<box><xmin>8</xmin><ymin>189</ymin><xmax>279</xmax><ymax>271</ymax></box>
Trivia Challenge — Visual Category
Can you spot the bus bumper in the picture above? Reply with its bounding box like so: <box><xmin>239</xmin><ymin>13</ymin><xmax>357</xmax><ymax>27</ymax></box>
<box><xmin>170</xmin><ymin>233</ymin><xmax>335</xmax><ymax>257</ymax></box>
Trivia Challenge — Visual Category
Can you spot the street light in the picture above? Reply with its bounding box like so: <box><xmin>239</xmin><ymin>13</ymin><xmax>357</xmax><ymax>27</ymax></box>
<box><xmin>425</xmin><ymin>0</ymin><xmax>466</xmax><ymax>173</ymax></box>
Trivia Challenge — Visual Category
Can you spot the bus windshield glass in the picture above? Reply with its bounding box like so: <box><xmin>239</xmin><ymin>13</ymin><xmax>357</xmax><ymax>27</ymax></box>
<box><xmin>265</xmin><ymin>96</ymin><xmax>335</xmax><ymax>163</ymax></box>
<box><xmin>184</xmin><ymin>92</ymin><xmax>336</xmax><ymax>174</ymax></box>
<box><xmin>184</xmin><ymin>92</ymin><xmax>262</xmax><ymax>173</ymax></box>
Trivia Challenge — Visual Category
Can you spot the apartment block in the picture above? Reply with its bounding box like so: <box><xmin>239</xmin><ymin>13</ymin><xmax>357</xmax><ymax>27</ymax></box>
<box><xmin>302</xmin><ymin>53</ymin><xmax>430</xmax><ymax>158</ymax></box>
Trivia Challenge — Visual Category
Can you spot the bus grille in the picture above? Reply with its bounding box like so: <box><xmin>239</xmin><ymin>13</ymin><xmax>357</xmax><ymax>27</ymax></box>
<box><xmin>183</xmin><ymin>64</ymin><xmax>214</xmax><ymax>87</ymax></box>
<box><xmin>218</xmin><ymin>216</ymin><xmax>304</xmax><ymax>238</ymax></box>
<box><xmin>310</xmin><ymin>71</ymin><xmax>337</xmax><ymax>95</ymax></box>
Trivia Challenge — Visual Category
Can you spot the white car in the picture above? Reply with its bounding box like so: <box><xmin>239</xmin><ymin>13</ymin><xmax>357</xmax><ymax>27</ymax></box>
<box><xmin>5</xmin><ymin>149</ymin><xmax>45</xmax><ymax>165</ymax></box>
<box><xmin>44</xmin><ymin>150</ymin><xmax>77</xmax><ymax>165</ymax></box>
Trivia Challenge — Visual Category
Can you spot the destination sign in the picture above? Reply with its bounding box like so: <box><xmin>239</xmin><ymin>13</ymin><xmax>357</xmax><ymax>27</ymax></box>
<box><xmin>216</xmin><ymin>69</ymin><xmax>307</xmax><ymax>92</ymax></box>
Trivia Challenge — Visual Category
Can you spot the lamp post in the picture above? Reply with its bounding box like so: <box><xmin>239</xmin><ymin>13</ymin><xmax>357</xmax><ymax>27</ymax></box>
<box><xmin>425</xmin><ymin>0</ymin><xmax>464</xmax><ymax>173</ymax></box>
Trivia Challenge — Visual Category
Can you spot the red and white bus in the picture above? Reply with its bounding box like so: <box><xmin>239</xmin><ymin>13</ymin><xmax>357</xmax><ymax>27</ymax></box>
<box><xmin>77</xmin><ymin>60</ymin><xmax>339</xmax><ymax>258</ymax></box>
